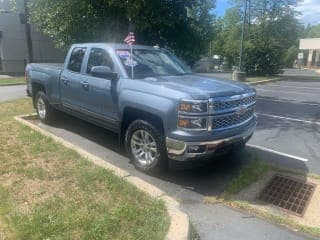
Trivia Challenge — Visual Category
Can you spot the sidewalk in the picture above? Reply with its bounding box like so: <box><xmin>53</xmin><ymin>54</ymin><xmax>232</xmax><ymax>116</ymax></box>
<box><xmin>0</xmin><ymin>74</ymin><xmax>13</xmax><ymax>78</ymax></box>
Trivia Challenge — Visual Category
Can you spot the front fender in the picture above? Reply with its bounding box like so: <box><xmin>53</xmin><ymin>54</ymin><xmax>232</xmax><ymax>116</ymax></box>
<box><xmin>119</xmin><ymin>89</ymin><xmax>178</xmax><ymax>135</ymax></box>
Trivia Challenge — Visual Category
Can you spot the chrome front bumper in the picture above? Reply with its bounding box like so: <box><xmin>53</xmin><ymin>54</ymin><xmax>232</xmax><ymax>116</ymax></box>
<box><xmin>166</xmin><ymin>123</ymin><xmax>256</xmax><ymax>161</ymax></box>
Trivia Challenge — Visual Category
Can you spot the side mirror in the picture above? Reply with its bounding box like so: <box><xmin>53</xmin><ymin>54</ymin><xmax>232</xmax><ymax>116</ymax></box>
<box><xmin>91</xmin><ymin>66</ymin><xmax>119</xmax><ymax>80</ymax></box>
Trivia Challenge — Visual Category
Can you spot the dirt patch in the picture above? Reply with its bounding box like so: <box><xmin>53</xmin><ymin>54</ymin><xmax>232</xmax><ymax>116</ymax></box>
<box><xmin>0</xmin><ymin>173</ymin><xmax>21</xmax><ymax>187</ymax></box>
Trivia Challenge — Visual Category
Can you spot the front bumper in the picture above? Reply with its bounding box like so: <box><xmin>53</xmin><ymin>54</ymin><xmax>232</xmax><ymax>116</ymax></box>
<box><xmin>166</xmin><ymin>121</ymin><xmax>256</xmax><ymax>161</ymax></box>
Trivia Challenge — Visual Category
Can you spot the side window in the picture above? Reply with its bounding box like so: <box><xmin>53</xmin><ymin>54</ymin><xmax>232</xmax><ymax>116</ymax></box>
<box><xmin>67</xmin><ymin>47</ymin><xmax>86</xmax><ymax>73</ymax></box>
<box><xmin>87</xmin><ymin>48</ymin><xmax>114</xmax><ymax>74</ymax></box>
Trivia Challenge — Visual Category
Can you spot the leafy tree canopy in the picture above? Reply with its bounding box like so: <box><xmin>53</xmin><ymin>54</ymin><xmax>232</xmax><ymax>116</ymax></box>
<box><xmin>212</xmin><ymin>0</ymin><xmax>303</xmax><ymax>75</ymax></box>
<box><xmin>25</xmin><ymin>0</ymin><xmax>215</xmax><ymax>65</ymax></box>
<box><xmin>305</xmin><ymin>24</ymin><xmax>320</xmax><ymax>38</ymax></box>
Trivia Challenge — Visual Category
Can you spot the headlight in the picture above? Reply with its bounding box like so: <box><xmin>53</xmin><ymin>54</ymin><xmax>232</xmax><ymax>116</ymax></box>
<box><xmin>178</xmin><ymin>116</ymin><xmax>207</xmax><ymax>130</ymax></box>
<box><xmin>179</xmin><ymin>100</ymin><xmax>208</xmax><ymax>114</ymax></box>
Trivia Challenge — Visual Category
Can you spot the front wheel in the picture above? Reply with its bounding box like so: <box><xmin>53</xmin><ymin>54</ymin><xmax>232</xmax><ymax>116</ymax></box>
<box><xmin>35</xmin><ymin>91</ymin><xmax>55</xmax><ymax>123</ymax></box>
<box><xmin>125</xmin><ymin>120</ymin><xmax>167</xmax><ymax>173</ymax></box>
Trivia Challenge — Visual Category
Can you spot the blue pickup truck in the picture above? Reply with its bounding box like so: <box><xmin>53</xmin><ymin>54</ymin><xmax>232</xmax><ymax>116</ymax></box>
<box><xmin>26</xmin><ymin>43</ymin><xmax>257</xmax><ymax>173</ymax></box>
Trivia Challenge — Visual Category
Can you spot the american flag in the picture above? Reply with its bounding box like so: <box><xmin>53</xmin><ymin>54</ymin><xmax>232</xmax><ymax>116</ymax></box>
<box><xmin>124</xmin><ymin>32</ymin><xmax>135</xmax><ymax>45</ymax></box>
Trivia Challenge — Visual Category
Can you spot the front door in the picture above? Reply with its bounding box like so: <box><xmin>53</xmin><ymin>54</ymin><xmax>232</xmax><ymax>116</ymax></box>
<box><xmin>82</xmin><ymin>47</ymin><xmax>118</xmax><ymax>124</ymax></box>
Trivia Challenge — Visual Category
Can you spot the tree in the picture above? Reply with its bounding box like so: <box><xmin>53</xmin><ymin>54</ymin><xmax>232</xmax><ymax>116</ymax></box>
<box><xmin>25</xmin><ymin>0</ymin><xmax>215</xmax><ymax>65</ymax></box>
<box><xmin>211</xmin><ymin>0</ymin><xmax>302</xmax><ymax>75</ymax></box>
<box><xmin>305</xmin><ymin>24</ymin><xmax>320</xmax><ymax>38</ymax></box>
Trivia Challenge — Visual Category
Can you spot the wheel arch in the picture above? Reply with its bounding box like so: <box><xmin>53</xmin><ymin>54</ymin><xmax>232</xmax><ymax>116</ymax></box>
<box><xmin>32</xmin><ymin>82</ymin><xmax>46</xmax><ymax>108</ymax></box>
<box><xmin>120</xmin><ymin>107</ymin><xmax>165</xmax><ymax>148</ymax></box>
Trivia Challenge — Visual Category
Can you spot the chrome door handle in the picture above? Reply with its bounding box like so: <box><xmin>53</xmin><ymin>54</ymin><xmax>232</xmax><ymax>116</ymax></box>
<box><xmin>81</xmin><ymin>81</ymin><xmax>89</xmax><ymax>90</ymax></box>
<box><xmin>61</xmin><ymin>78</ymin><xmax>69</xmax><ymax>85</ymax></box>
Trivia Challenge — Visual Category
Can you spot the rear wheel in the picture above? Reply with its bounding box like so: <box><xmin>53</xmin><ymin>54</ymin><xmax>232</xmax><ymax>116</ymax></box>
<box><xmin>125</xmin><ymin>120</ymin><xmax>167</xmax><ymax>173</ymax></box>
<box><xmin>35</xmin><ymin>91</ymin><xmax>55</xmax><ymax>123</ymax></box>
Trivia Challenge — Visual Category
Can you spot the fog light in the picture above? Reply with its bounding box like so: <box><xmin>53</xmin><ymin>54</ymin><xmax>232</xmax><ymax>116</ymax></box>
<box><xmin>187</xmin><ymin>145</ymin><xmax>206</xmax><ymax>153</ymax></box>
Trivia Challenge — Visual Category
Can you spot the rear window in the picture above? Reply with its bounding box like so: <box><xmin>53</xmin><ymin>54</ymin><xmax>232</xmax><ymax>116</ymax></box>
<box><xmin>67</xmin><ymin>47</ymin><xmax>86</xmax><ymax>73</ymax></box>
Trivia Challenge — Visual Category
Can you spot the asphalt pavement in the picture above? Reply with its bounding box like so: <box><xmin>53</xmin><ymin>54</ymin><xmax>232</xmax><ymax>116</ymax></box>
<box><xmin>0</xmin><ymin>85</ymin><xmax>27</xmax><ymax>102</ymax></box>
<box><xmin>252</xmin><ymin>79</ymin><xmax>320</xmax><ymax>174</ymax></box>
<box><xmin>1</xmin><ymin>82</ymin><xmax>319</xmax><ymax>239</ymax></box>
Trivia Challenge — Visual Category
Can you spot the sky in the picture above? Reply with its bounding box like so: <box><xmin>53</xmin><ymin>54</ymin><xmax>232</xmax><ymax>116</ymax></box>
<box><xmin>214</xmin><ymin>0</ymin><xmax>320</xmax><ymax>25</ymax></box>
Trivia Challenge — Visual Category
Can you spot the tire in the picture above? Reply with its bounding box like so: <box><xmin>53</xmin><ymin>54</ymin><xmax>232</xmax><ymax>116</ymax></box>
<box><xmin>34</xmin><ymin>91</ymin><xmax>55</xmax><ymax>123</ymax></box>
<box><xmin>125</xmin><ymin>119</ymin><xmax>167</xmax><ymax>173</ymax></box>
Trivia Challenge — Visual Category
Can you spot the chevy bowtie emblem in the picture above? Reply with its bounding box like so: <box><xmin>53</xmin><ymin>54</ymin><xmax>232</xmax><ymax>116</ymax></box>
<box><xmin>236</xmin><ymin>106</ymin><xmax>247</xmax><ymax>116</ymax></box>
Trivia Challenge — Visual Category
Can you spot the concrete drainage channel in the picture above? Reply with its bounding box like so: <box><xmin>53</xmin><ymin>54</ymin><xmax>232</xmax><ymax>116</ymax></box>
<box><xmin>258</xmin><ymin>174</ymin><xmax>316</xmax><ymax>217</ymax></box>
<box><xmin>15</xmin><ymin>115</ymin><xmax>192</xmax><ymax>240</ymax></box>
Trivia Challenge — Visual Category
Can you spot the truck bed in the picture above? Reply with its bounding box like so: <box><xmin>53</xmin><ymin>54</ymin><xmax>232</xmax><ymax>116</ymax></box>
<box><xmin>29</xmin><ymin>63</ymin><xmax>64</xmax><ymax>71</ymax></box>
<box><xmin>26</xmin><ymin>63</ymin><xmax>64</xmax><ymax>102</ymax></box>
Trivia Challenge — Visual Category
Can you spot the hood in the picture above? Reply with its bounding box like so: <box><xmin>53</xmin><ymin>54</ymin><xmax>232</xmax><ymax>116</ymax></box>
<box><xmin>140</xmin><ymin>74</ymin><xmax>253</xmax><ymax>99</ymax></box>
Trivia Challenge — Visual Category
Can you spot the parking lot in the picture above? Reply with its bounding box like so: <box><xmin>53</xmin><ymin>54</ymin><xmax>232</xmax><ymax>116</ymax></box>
<box><xmin>252</xmin><ymin>78</ymin><xmax>320</xmax><ymax>174</ymax></box>
<box><xmin>0</xmin><ymin>78</ymin><xmax>319</xmax><ymax>240</ymax></box>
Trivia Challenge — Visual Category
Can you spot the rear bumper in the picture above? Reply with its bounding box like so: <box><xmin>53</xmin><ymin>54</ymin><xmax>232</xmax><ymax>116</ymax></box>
<box><xmin>166</xmin><ymin>120</ymin><xmax>256</xmax><ymax>161</ymax></box>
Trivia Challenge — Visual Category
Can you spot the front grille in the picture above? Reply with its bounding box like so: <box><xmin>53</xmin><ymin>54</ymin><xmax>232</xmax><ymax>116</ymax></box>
<box><xmin>212</xmin><ymin>95</ymin><xmax>255</xmax><ymax>112</ymax></box>
<box><xmin>212</xmin><ymin>108</ymin><xmax>254</xmax><ymax>130</ymax></box>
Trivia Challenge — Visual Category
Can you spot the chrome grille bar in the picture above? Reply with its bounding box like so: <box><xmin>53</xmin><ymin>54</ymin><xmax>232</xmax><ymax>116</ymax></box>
<box><xmin>209</xmin><ymin>92</ymin><xmax>256</xmax><ymax>115</ymax></box>
<box><xmin>209</xmin><ymin>91</ymin><xmax>256</xmax><ymax>130</ymax></box>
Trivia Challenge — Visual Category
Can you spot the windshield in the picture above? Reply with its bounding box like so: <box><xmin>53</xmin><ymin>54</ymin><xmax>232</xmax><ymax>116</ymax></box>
<box><xmin>116</xmin><ymin>49</ymin><xmax>192</xmax><ymax>79</ymax></box>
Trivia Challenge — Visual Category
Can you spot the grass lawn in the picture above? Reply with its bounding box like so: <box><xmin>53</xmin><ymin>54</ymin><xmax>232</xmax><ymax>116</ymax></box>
<box><xmin>225</xmin><ymin>158</ymin><xmax>271</xmax><ymax>195</ymax></box>
<box><xmin>0</xmin><ymin>77</ymin><xmax>25</xmax><ymax>86</ymax></box>
<box><xmin>0</xmin><ymin>98</ymin><xmax>169</xmax><ymax>239</ymax></box>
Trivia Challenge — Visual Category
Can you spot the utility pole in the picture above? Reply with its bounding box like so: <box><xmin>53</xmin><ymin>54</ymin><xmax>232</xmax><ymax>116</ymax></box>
<box><xmin>24</xmin><ymin>0</ymin><xmax>33</xmax><ymax>63</ymax></box>
<box><xmin>239</xmin><ymin>0</ymin><xmax>248</xmax><ymax>71</ymax></box>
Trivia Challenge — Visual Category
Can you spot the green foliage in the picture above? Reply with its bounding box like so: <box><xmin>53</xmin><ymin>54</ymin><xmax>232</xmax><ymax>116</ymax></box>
<box><xmin>212</xmin><ymin>0</ymin><xmax>302</xmax><ymax>75</ymax></box>
<box><xmin>283</xmin><ymin>45</ymin><xmax>299</xmax><ymax>67</ymax></box>
<box><xmin>26</xmin><ymin>0</ymin><xmax>215</xmax><ymax>65</ymax></box>
<box><xmin>305</xmin><ymin>24</ymin><xmax>320</xmax><ymax>38</ymax></box>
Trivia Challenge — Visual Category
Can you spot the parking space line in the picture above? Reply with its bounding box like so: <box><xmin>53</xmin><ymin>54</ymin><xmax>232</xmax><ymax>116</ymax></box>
<box><xmin>257</xmin><ymin>97</ymin><xmax>320</xmax><ymax>107</ymax></box>
<box><xmin>257</xmin><ymin>112</ymin><xmax>320</xmax><ymax>125</ymax></box>
<box><xmin>247</xmin><ymin>144</ymin><xmax>309</xmax><ymax>162</ymax></box>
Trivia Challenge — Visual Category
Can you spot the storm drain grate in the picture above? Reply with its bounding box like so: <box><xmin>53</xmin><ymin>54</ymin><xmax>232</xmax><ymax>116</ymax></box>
<box><xmin>258</xmin><ymin>174</ymin><xmax>316</xmax><ymax>216</ymax></box>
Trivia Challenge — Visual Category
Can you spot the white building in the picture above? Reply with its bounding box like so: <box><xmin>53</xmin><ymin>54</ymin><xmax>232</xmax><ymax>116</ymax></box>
<box><xmin>0</xmin><ymin>0</ymin><xmax>65</xmax><ymax>73</ymax></box>
<box><xmin>299</xmin><ymin>38</ymin><xmax>320</xmax><ymax>68</ymax></box>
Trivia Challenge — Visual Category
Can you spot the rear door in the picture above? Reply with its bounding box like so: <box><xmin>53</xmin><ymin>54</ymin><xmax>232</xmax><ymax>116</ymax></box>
<box><xmin>81</xmin><ymin>47</ymin><xmax>118</xmax><ymax>125</ymax></box>
<box><xmin>60</xmin><ymin>47</ymin><xmax>86</xmax><ymax>110</ymax></box>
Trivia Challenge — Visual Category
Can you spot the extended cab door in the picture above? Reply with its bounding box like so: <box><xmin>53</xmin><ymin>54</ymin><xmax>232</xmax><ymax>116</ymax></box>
<box><xmin>81</xmin><ymin>47</ymin><xmax>118</xmax><ymax>126</ymax></box>
<box><xmin>60</xmin><ymin>47</ymin><xmax>86</xmax><ymax>111</ymax></box>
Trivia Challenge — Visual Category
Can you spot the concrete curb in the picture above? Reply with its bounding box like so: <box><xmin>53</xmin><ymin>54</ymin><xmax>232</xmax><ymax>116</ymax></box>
<box><xmin>247</xmin><ymin>77</ymin><xmax>283</xmax><ymax>85</ymax></box>
<box><xmin>279</xmin><ymin>75</ymin><xmax>320</xmax><ymax>80</ymax></box>
<box><xmin>14</xmin><ymin>115</ymin><xmax>191</xmax><ymax>240</ymax></box>
<box><xmin>0</xmin><ymin>83</ymin><xmax>26</xmax><ymax>87</ymax></box>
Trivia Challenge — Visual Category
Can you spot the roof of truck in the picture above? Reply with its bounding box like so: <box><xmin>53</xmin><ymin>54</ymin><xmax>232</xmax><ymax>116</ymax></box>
<box><xmin>71</xmin><ymin>43</ymin><xmax>158</xmax><ymax>50</ymax></box>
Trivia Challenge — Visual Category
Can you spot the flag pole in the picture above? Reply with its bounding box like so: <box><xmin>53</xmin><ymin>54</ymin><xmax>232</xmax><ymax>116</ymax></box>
<box><xmin>130</xmin><ymin>43</ymin><xmax>133</xmax><ymax>79</ymax></box>
<box><xmin>129</xmin><ymin>17</ymin><xmax>134</xmax><ymax>79</ymax></box>
<box><xmin>127</xmin><ymin>0</ymin><xmax>134</xmax><ymax>79</ymax></box>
